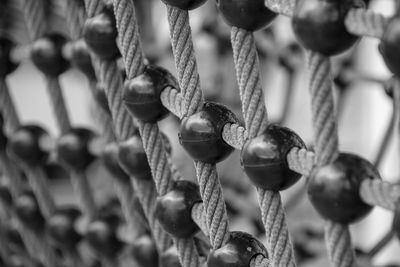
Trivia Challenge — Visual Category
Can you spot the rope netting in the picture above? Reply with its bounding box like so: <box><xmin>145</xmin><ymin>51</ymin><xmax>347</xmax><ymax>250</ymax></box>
<box><xmin>0</xmin><ymin>0</ymin><xmax>399</xmax><ymax>267</ymax></box>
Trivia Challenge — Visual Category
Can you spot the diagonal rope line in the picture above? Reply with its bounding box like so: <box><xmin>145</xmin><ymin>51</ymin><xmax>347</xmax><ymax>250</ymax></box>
<box><xmin>45</xmin><ymin>76</ymin><xmax>71</xmax><ymax>134</ymax></box>
<box><xmin>165</xmin><ymin>5</ymin><xmax>233</xmax><ymax>252</ymax></box>
<box><xmin>81</xmin><ymin>0</ymin><xmax>170</xmax><ymax>256</ymax></box>
<box><xmin>230</xmin><ymin>26</ymin><xmax>296</xmax><ymax>266</ymax></box>
<box><xmin>307</xmin><ymin>52</ymin><xmax>356</xmax><ymax>267</ymax></box>
<box><xmin>113</xmin><ymin>1</ymin><xmax>204</xmax><ymax>265</ymax></box>
<box><xmin>0</xmin><ymin>80</ymin><xmax>20</xmax><ymax>132</ymax></box>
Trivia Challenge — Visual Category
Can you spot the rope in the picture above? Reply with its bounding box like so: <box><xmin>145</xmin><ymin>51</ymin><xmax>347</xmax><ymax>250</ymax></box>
<box><xmin>113</xmin><ymin>1</ymin><xmax>204</xmax><ymax>265</ymax></box>
<box><xmin>0</xmin><ymin>80</ymin><xmax>20</xmax><ymax>132</ymax></box>
<box><xmin>345</xmin><ymin>9</ymin><xmax>388</xmax><ymax>39</ymax></box>
<box><xmin>307</xmin><ymin>52</ymin><xmax>356</xmax><ymax>267</ymax></box>
<box><xmin>166</xmin><ymin>5</ymin><xmax>232</xmax><ymax>251</ymax></box>
<box><xmin>166</xmin><ymin>6</ymin><xmax>204</xmax><ymax>117</ymax></box>
<box><xmin>0</xmin><ymin>152</ymin><xmax>23</xmax><ymax>198</ymax></box>
<box><xmin>230</xmin><ymin>27</ymin><xmax>295</xmax><ymax>266</ymax></box>
<box><xmin>70</xmin><ymin>170</ymin><xmax>97</xmax><ymax>220</ymax></box>
<box><xmin>46</xmin><ymin>76</ymin><xmax>71</xmax><ymax>134</ymax></box>
<box><xmin>64</xmin><ymin>0</ymin><xmax>86</xmax><ymax>40</ymax></box>
<box><xmin>83</xmin><ymin>0</ymin><xmax>172</xmax><ymax>256</ymax></box>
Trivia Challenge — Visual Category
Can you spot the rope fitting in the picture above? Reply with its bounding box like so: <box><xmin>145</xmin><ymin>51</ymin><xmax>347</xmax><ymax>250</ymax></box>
<box><xmin>56</xmin><ymin>127</ymin><xmax>97</xmax><ymax>171</ymax></box>
<box><xmin>123</xmin><ymin>65</ymin><xmax>179</xmax><ymax>123</ymax></box>
<box><xmin>308</xmin><ymin>153</ymin><xmax>381</xmax><ymax>224</ymax></box>
<box><xmin>7</xmin><ymin>125</ymin><xmax>53</xmax><ymax>167</ymax></box>
<box><xmin>216</xmin><ymin>0</ymin><xmax>277</xmax><ymax>31</ymax></box>
<box><xmin>68</xmin><ymin>39</ymin><xmax>97</xmax><ymax>81</ymax></box>
<box><xmin>155</xmin><ymin>180</ymin><xmax>202</xmax><ymax>238</ymax></box>
<box><xmin>101</xmin><ymin>142</ymin><xmax>130</xmax><ymax>183</ymax></box>
<box><xmin>117</xmin><ymin>134</ymin><xmax>152</xmax><ymax>180</ymax></box>
<box><xmin>241</xmin><ymin>124</ymin><xmax>306</xmax><ymax>191</ymax></box>
<box><xmin>15</xmin><ymin>190</ymin><xmax>46</xmax><ymax>230</ymax></box>
<box><xmin>292</xmin><ymin>0</ymin><xmax>364</xmax><ymax>56</ymax></box>
<box><xmin>179</xmin><ymin>102</ymin><xmax>239</xmax><ymax>164</ymax></box>
<box><xmin>162</xmin><ymin>0</ymin><xmax>207</xmax><ymax>11</ymax></box>
<box><xmin>207</xmin><ymin>231</ymin><xmax>269</xmax><ymax>267</ymax></box>
<box><xmin>30</xmin><ymin>33</ymin><xmax>70</xmax><ymax>77</ymax></box>
<box><xmin>130</xmin><ymin>234</ymin><xmax>159</xmax><ymax>267</ymax></box>
<box><xmin>83</xmin><ymin>6</ymin><xmax>119</xmax><ymax>60</ymax></box>
<box><xmin>47</xmin><ymin>206</ymin><xmax>83</xmax><ymax>250</ymax></box>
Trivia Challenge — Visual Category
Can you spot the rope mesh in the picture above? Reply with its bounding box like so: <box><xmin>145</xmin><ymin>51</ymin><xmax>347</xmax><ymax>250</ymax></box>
<box><xmin>0</xmin><ymin>0</ymin><xmax>399</xmax><ymax>267</ymax></box>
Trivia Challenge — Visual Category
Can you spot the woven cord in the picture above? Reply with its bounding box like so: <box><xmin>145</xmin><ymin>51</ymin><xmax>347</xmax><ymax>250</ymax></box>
<box><xmin>113</xmin><ymin>1</ymin><xmax>205</xmax><ymax>265</ymax></box>
<box><xmin>0</xmin><ymin>80</ymin><xmax>20</xmax><ymax>132</ymax></box>
<box><xmin>166</xmin><ymin>6</ymin><xmax>233</xmax><ymax>250</ymax></box>
<box><xmin>307</xmin><ymin>52</ymin><xmax>356</xmax><ymax>267</ymax></box>
<box><xmin>45</xmin><ymin>76</ymin><xmax>71</xmax><ymax>134</ymax></box>
<box><xmin>231</xmin><ymin>27</ymin><xmax>296</xmax><ymax>266</ymax></box>
<box><xmin>83</xmin><ymin>0</ymin><xmax>172</xmax><ymax>255</ymax></box>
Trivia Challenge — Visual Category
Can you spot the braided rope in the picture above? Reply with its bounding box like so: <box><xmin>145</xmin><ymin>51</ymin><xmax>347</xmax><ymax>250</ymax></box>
<box><xmin>166</xmin><ymin>6</ymin><xmax>203</xmax><ymax>117</ymax></box>
<box><xmin>0</xmin><ymin>80</ymin><xmax>20</xmax><ymax>132</ymax></box>
<box><xmin>0</xmin><ymin>152</ymin><xmax>23</xmax><ymax>198</ymax></box>
<box><xmin>64</xmin><ymin>0</ymin><xmax>86</xmax><ymax>40</ymax></box>
<box><xmin>113</xmin><ymin>1</ymin><xmax>205</xmax><ymax>265</ymax></box>
<box><xmin>45</xmin><ymin>76</ymin><xmax>71</xmax><ymax>134</ymax></box>
<box><xmin>166</xmin><ymin>6</ymin><xmax>232</xmax><ymax>251</ymax></box>
<box><xmin>345</xmin><ymin>9</ymin><xmax>388</xmax><ymax>39</ymax></box>
<box><xmin>70</xmin><ymin>170</ymin><xmax>97</xmax><ymax>220</ymax></box>
<box><xmin>230</xmin><ymin>27</ymin><xmax>296</xmax><ymax>266</ymax></box>
<box><xmin>83</xmin><ymin>0</ymin><xmax>172</xmax><ymax>255</ymax></box>
<box><xmin>307</xmin><ymin>52</ymin><xmax>356</xmax><ymax>267</ymax></box>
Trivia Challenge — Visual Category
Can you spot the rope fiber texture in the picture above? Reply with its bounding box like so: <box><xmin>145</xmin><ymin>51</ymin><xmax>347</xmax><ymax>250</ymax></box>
<box><xmin>307</xmin><ymin>52</ymin><xmax>356</xmax><ymax>267</ymax></box>
<box><xmin>82</xmin><ymin>0</ymin><xmax>173</xmax><ymax>257</ymax></box>
<box><xmin>231</xmin><ymin>26</ymin><xmax>296</xmax><ymax>267</ymax></box>
<box><xmin>113</xmin><ymin>0</ymin><xmax>204</xmax><ymax>265</ymax></box>
<box><xmin>166</xmin><ymin>4</ymin><xmax>233</xmax><ymax>253</ymax></box>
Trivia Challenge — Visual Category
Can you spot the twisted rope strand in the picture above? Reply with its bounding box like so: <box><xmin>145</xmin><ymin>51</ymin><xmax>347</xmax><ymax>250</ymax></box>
<box><xmin>0</xmin><ymin>80</ymin><xmax>20</xmax><ymax>132</ymax></box>
<box><xmin>64</xmin><ymin>0</ymin><xmax>86</xmax><ymax>40</ymax></box>
<box><xmin>70</xmin><ymin>170</ymin><xmax>97</xmax><ymax>220</ymax></box>
<box><xmin>166</xmin><ymin>5</ymin><xmax>232</xmax><ymax>251</ymax></box>
<box><xmin>231</xmin><ymin>26</ymin><xmax>296</xmax><ymax>266</ymax></box>
<box><xmin>345</xmin><ymin>9</ymin><xmax>388</xmax><ymax>39</ymax></box>
<box><xmin>83</xmin><ymin>0</ymin><xmax>172</xmax><ymax>255</ymax></box>
<box><xmin>307</xmin><ymin>52</ymin><xmax>356</xmax><ymax>267</ymax></box>
<box><xmin>46</xmin><ymin>76</ymin><xmax>71</xmax><ymax>134</ymax></box>
<box><xmin>166</xmin><ymin>6</ymin><xmax>204</xmax><ymax>117</ymax></box>
<box><xmin>113</xmin><ymin>1</ymin><xmax>204</xmax><ymax>265</ymax></box>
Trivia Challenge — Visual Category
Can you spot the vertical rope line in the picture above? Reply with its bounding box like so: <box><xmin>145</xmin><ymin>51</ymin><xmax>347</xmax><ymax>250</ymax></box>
<box><xmin>166</xmin><ymin>6</ymin><xmax>203</xmax><ymax>117</ymax></box>
<box><xmin>71</xmin><ymin>170</ymin><xmax>97</xmax><ymax>221</ymax></box>
<box><xmin>27</xmin><ymin>166</ymin><xmax>55</xmax><ymax>219</ymax></box>
<box><xmin>0</xmin><ymin>6</ymin><xmax>60</xmax><ymax>266</ymax></box>
<box><xmin>0</xmin><ymin>152</ymin><xmax>23</xmax><ymax>198</ymax></box>
<box><xmin>83</xmin><ymin>0</ymin><xmax>171</xmax><ymax>255</ymax></box>
<box><xmin>230</xmin><ymin>27</ymin><xmax>296</xmax><ymax>267</ymax></box>
<box><xmin>307</xmin><ymin>52</ymin><xmax>356</xmax><ymax>267</ymax></box>
<box><xmin>166</xmin><ymin>6</ymin><xmax>231</xmax><ymax>250</ymax></box>
<box><xmin>64</xmin><ymin>0</ymin><xmax>86</xmax><ymax>40</ymax></box>
<box><xmin>0</xmin><ymin>80</ymin><xmax>20</xmax><ymax>132</ymax></box>
<box><xmin>46</xmin><ymin>76</ymin><xmax>71</xmax><ymax>134</ymax></box>
<box><xmin>112</xmin><ymin>180</ymin><xmax>147</xmax><ymax>240</ymax></box>
<box><xmin>113</xmin><ymin>1</ymin><xmax>204</xmax><ymax>265</ymax></box>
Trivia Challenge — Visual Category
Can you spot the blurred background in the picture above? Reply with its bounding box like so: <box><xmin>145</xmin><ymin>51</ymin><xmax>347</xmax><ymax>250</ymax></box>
<box><xmin>2</xmin><ymin>0</ymin><xmax>400</xmax><ymax>266</ymax></box>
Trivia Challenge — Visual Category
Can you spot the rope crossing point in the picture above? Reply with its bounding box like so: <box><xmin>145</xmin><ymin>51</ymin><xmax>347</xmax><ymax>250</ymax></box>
<box><xmin>0</xmin><ymin>0</ymin><xmax>400</xmax><ymax>267</ymax></box>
